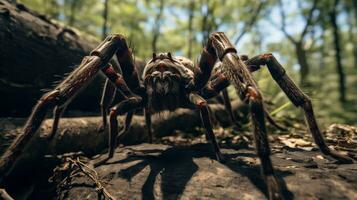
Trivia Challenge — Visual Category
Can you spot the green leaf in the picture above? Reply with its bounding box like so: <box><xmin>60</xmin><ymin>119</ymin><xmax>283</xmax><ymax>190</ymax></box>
<box><xmin>270</xmin><ymin>102</ymin><xmax>292</xmax><ymax>116</ymax></box>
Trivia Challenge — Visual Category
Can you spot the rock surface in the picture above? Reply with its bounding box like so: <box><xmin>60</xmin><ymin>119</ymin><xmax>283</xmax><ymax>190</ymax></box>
<box><xmin>57</xmin><ymin>143</ymin><xmax>357</xmax><ymax>200</ymax></box>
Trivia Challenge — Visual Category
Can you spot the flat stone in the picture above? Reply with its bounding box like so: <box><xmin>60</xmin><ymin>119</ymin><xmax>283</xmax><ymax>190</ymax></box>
<box><xmin>56</xmin><ymin>143</ymin><xmax>357</xmax><ymax>200</ymax></box>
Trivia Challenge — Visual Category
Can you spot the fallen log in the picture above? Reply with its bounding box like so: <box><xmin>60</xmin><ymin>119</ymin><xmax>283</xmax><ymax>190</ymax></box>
<box><xmin>0</xmin><ymin>0</ymin><xmax>103</xmax><ymax>116</ymax></box>
<box><xmin>0</xmin><ymin>100</ymin><xmax>246</xmax><ymax>176</ymax></box>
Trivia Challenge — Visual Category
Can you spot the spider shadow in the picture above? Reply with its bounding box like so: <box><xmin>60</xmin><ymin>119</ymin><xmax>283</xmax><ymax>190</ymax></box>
<box><xmin>105</xmin><ymin>143</ymin><xmax>294</xmax><ymax>200</ymax></box>
<box><xmin>106</xmin><ymin>145</ymin><xmax>200</xmax><ymax>200</ymax></box>
<box><xmin>223</xmin><ymin>152</ymin><xmax>294</xmax><ymax>200</ymax></box>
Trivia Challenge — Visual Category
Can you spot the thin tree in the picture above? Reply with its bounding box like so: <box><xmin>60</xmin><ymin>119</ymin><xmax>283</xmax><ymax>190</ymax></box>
<box><xmin>46</xmin><ymin>0</ymin><xmax>60</xmax><ymax>20</ymax></box>
<box><xmin>187</xmin><ymin>0</ymin><xmax>195</xmax><ymax>59</ymax></box>
<box><xmin>353</xmin><ymin>0</ymin><xmax>357</xmax><ymax>24</ymax></box>
<box><xmin>200</xmin><ymin>0</ymin><xmax>217</xmax><ymax>42</ymax></box>
<box><xmin>152</xmin><ymin>0</ymin><xmax>164</xmax><ymax>53</ymax></box>
<box><xmin>102</xmin><ymin>0</ymin><xmax>109</xmax><ymax>39</ymax></box>
<box><xmin>345</xmin><ymin>3</ymin><xmax>357</xmax><ymax>69</ymax></box>
<box><xmin>329</xmin><ymin>0</ymin><xmax>346</xmax><ymax>102</ymax></box>
<box><xmin>234</xmin><ymin>2</ymin><xmax>265</xmax><ymax>45</ymax></box>
<box><xmin>66</xmin><ymin>0</ymin><xmax>80</xmax><ymax>26</ymax></box>
<box><xmin>272</xmin><ymin>0</ymin><xmax>318</xmax><ymax>85</ymax></box>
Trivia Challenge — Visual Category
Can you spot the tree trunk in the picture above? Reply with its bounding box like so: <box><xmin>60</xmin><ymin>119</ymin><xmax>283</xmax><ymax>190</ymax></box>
<box><xmin>151</xmin><ymin>0</ymin><xmax>164</xmax><ymax>53</ymax></box>
<box><xmin>46</xmin><ymin>0</ymin><xmax>60</xmax><ymax>20</ymax></box>
<box><xmin>102</xmin><ymin>0</ymin><xmax>109</xmax><ymax>39</ymax></box>
<box><xmin>346</xmin><ymin>5</ymin><xmax>357</xmax><ymax>69</ymax></box>
<box><xmin>330</xmin><ymin>0</ymin><xmax>346</xmax><ymax>102</ymax></box>
<box><xmin>201</xmin><ymin>0</ymin><xmax>216</xmax><ymax>42</ymax></box>
<box><xmin>0</xmin><ymin>100</ymin><xmax>245</xmax><ymax>176</ymax></box>
<box><xmin>67</xmin><ymin>0</ymin><xmax>78</xmax><ymax>26</ymax></box>
<box><xmin>0</xmin><ymin>0</ymin><xmax>105</xmax><ymax>117</ymax></box>
<box><xmin>187</xmin><ymin>0</ymin><xmax>195</xmax><ymax>59</ymax></box>
<box><xmin>353</xmin><ymin>0</ymin><xmax>357</xmax><ymax>26</ymax></box>
<box><xmin>295</xmin><ymin>42</ymin><xmax>310</xmax><ymax>86</ymax></box>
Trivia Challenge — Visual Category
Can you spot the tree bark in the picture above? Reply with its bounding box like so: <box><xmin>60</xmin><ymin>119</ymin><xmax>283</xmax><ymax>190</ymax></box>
<box><xmin>0</xmin><ymin>0</ymin><xmax>106</xmax><ymax>117</ymax></box>
<box><xmin>329</xmin><ymin>0</ymin><xmax>346</xmax><ymax>102</ymax></box>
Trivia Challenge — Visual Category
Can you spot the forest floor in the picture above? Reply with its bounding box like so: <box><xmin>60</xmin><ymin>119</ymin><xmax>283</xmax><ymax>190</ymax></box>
<box><xmin>2</xmin><ymin>120</ymin><xmax>357</xmax><ymax>200</ymax></box>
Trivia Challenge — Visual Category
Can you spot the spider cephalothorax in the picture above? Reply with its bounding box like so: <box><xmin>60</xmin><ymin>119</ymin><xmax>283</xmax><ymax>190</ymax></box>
<box><xmin>143</xmin><ymin>52</ymin><xmax>194</xmax><ymax>111</ymax></box>
<box><xmin>1</xmin><ymin>32</ymin><xmax>355</xmax><ymax>200</ymax></box>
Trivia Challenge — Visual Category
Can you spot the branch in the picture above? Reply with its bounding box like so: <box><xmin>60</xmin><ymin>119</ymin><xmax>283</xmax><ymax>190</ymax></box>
<box><xmin>234</xmin><ymin>2</ymin><xmax>265</xmax><ymax>45</ymax></box>
<box><xmin>300</xmin><ymin>0</ymin><xmax>318</xmax><ymax>40</ymax></box>
<box><xmin>277</xmin><ymin>0</ymin><xmax>298</xmax><ymax>44</ymax></box>
<box><xmin>68</xmin><ymin>157</ymin><xmax>115</xmax><ymax>200</ymax></box>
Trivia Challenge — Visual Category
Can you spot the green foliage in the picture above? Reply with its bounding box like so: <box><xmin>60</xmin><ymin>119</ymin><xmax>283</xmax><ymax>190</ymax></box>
<box><xmin>17</xmin><ymin>0</ymin><xmax>357</xmax><ymax>126</ymax></box>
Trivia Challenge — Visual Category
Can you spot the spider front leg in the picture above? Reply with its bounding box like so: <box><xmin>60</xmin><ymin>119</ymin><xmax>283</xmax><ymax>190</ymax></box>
<box><xmin>246</xmin><ymin>53</ymin><xmax>354</xmax><ymax>164</ymax></box>
<box><xmin>98</xmin><ymin>79</ymin><xmax>117</xmax><ymax>132</ymax></box>
<box><xmin>144</xmin><ymin>108</ymin><xmax>153</xmax><ymax>143</ymax></box>
<box><xmin>188</xmin><ymin>93</ymin><xmax>224</xmax><ymax>162</ymax></box>
<box><xmin>221</xmin><ymin>88</ymin><xmax>236</xmax><ymax>123</ymax></box>
<box><xmin>94</xmin><ymin>96</ymin><xmax>142</xmax><ymax>167</ymax></box>
<box><xmin>247</xmin><ymin>86</ymin><xmax>283</xmax><ymax>200</ymax></box>
<box><xmin>205</xmin><ymin>32</ymin><xmax>283</xmax><ymax>199</ymax></box>
<box><xmin>47</xmin><ymin>105</ymin><xmax>67</xmax><ymax>140</ymax></box>
<box><xmin>0</xmin><ymin>34</ymin><xmax>129</xmax><ymax>182</ymax></box>
<box><xmin>95</xmin><ymin>59</ymin><xmax>143</xmax><ymax>167</ymax></box>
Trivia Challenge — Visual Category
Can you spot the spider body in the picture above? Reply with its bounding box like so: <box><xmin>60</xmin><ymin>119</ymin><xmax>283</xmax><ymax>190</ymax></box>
<box><xmin>143</xmin><ymin>53</ymin><xmax>194</xmax><ymax>112</ymax></box>
<box><xmin>0</xmin><ymin>32</ymin><xmax>354</xmax><ymax>200</ymax></box>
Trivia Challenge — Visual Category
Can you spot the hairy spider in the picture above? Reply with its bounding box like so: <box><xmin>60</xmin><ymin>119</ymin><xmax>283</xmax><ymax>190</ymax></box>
<box><xmin>0</xmin><ymin>32</ymin><xmax>354</xmax><ymax>200</ymax></box>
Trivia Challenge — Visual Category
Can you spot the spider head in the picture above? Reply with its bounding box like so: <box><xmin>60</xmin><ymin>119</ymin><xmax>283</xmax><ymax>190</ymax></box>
<box><xmin>143</xmin><ymin>52</ymin><xmax>193</xmax><ymax>111</ymax></box>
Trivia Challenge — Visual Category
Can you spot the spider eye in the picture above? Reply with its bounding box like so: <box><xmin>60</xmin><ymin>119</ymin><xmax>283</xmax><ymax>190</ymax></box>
<box><xmin>152</xmin><ymin>53</ymin><xmax>157</xmax><ymax>60</ymax></box>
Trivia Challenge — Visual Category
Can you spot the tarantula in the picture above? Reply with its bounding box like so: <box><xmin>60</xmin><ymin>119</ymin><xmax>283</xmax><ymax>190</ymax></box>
<box><xmin>0</xmin><ymin>32</ymin><xmax>354</xmax><ymax>200</ymax></box>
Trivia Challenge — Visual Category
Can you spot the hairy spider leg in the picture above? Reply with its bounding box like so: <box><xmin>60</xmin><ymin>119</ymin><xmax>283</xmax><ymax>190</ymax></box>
<box><xmin>0</xmin><ymin>34</ymin><xmax>128</xmax><ymax>181</ymax></box>
<box><xmin>246</xmin><ymin>53</ymin><xmax>354</xmax><ymax>164</ymax></box>
<box><xmin>205</xmin><ymin>32</ymin><xmax>284</xmax><ymax>200</ymax></box>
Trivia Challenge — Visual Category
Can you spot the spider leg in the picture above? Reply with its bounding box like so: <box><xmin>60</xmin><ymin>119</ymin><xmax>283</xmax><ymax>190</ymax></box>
<box><xmin>190</xmin><ymin>44</ymin><xmax>217</xmax><ymax>91</ymax></box>
<box><xmin>99</xmin><ymin>58</ymin><xmax>123</xmax><ymax>131</ymax></box>
<box><xmin>0</xmin><ymin>90</ymin><xmax>59</xmax><ymax>182</ymax></box>
<box><xmin>95</xmin><ymin>62</ymin><xmax>143</xmax><ymax>166</ymax></box>
<box><xmin>242</xmin><ymin>54</ymin><xmax>286</xmax><ymax>131</ymax></box>
<box><xmin>199</xmin><ymin>71</ymin><xmax>230</xmax><ymax>99</ymax></box>
<box><xmin>205</xmin><ymin>32</ymin><xmax>283</xmax><ymax>199</ymax></box>
<box><xmin>47</xmin><ymin>105</ymin><xmax>67</xmax><ymax>140</ymax></box>
<box><xmin>248</xmin><ymin>86</ymin><xmax>284</xmax><ymax>200</ymax></box>
<box><xmin>99</xmin><ymin>79</ymin><xmax>118</xmax><ymax>132</ymax></box>
<box><xmin>144</xmin><ymin>108</ymin><xmax>153</xmax><ymax>143</ymax></box>
<box><xmin>116</xmin><ymin>110</ymin><xmax>135</xmax><ymax>143</ymax></box>
<box><xmin>200</xmin><ymin>61</ymin><xmax>286</xmax><ymax>132</ymax></box>
<box><xmin>0</xmin><ymin>34</ymin><xmax>132</xmax><ymax>181</ymax></box>
<box><xmin>188</xmin><ymin>93</ymin><xmax>224</xmax><ymax>162</ymax></box>
<box><xmin>246</xmin><ymin>53</ymin><xmax>353</xmax><ymax>164</ymax></box>
<box><xmin>115</xmin><ymin>42</ymin><xmax>144</xmax><ymax>95</ymax></box>
<box><xmin>94</xmin><ymin>97</ymin><xmax>142</xmax><ymax>167</ymax></box>
<box><xmin>222</xmin><ymin>88</ymin><xmax>236</xmax><ymax>123</ymax></box>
